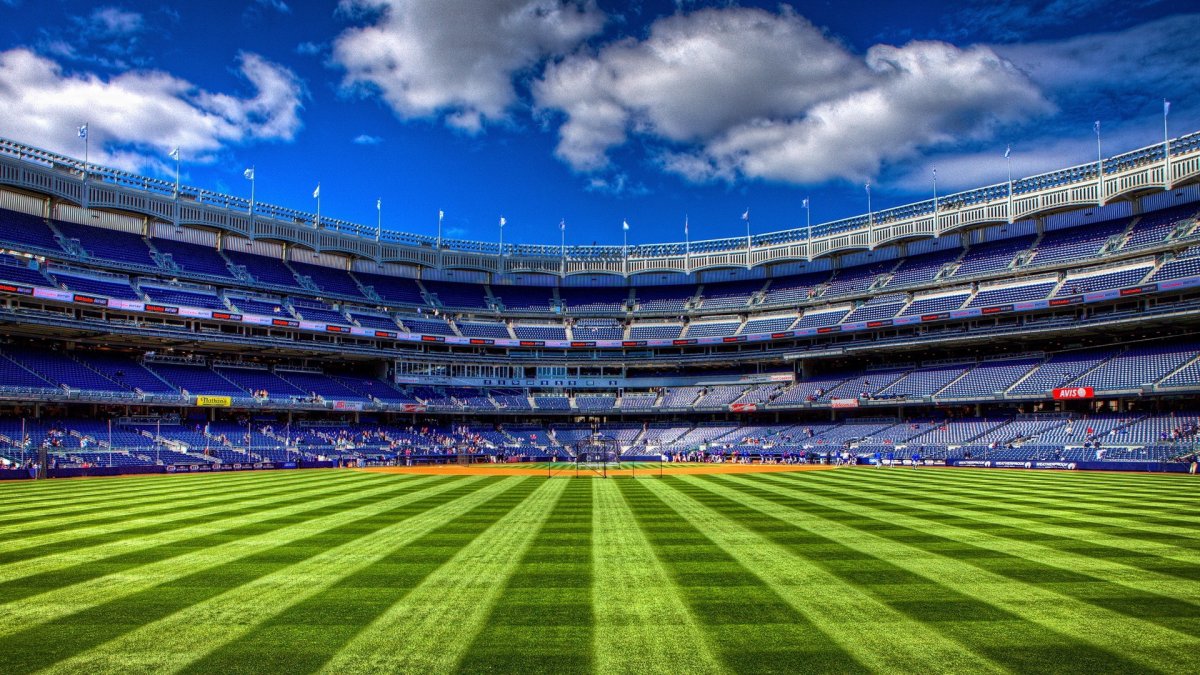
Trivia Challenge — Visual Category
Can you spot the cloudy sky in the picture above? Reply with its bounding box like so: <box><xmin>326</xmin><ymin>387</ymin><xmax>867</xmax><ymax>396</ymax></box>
<box><xmin>0</xmin><ymin>0</ymin><xmax>1195</xmax><ymax>246</ymax></box>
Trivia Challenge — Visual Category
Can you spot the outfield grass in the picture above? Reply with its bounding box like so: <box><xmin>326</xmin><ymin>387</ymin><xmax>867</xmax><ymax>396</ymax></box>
<box><xmin>0</xmin><ymin>468</ymin><xmax>1197</xmax><ymax>673</ymax></box>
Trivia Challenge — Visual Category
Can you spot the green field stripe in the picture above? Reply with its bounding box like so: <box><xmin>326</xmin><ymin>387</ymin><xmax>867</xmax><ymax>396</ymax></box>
<box><xmin>757</xmin><ymin>473</ymin><xmax>1200</xmax><ymax>635</ymax></box>
<box><xmin>614</xmin><ymin>477</ymin><xmax>867</xmax><ymax>674</ymax></box>
<box><xmin>0</xmin><ymin>474</ymin><xmax>468</xmax><ymax>641</ymax></box>
<box><xmin>588</xmin><ymin>479</ymin><xmax>725</xmax><ymax>675</ymax></box>
<box><xmin>0</xmin><ymin>471</ymin><xmax>362</xmax><ymax>554</ymax></box>
<box><xmin>0</xmin><ymin>472</ymin><xmax>384</xmax><ymax>582</ymax></box>
<box><xmin>885</xmin><ymin>468</ymin><xmax>1199</xmax><ymax>512</ymax></box>
<box><xmin>0</xmin><ymin>469</ymin><xmax>320</xmax><ymax>514</ymax></box>
<box><xmin>703</xmin><ymin>473</ymin><xmax>1194</xmax><ymax>673</ymax></box>
<box><xmin>799</xmin><ymin>470</ymin><xmax>1200</xmax><ymax>552</ymax></box>
<box><xmin>755</xmin><ymin>473</ymin><xmax>1200</xmax><ymax>630</ymax></box>
<box><xmin>1</xmin><ymin>474</ymin><xmax>495</xmax><ymax>675</ymax></box>
<box><xmin>42</xmin><ymin>477</ymin><xmax>538</xmax><ymax>675</ymax></box>
<box><xmin>177</xmin><ymin>476</ymin><xmax>543</xmax><ymax>675</ymax></box>
<box><xmin>320</xmin><ymin>479</ymin><xmax>569</xmax><ymax>673</ymax></box>
<box><xmin>450</xmin><ymin>479</ymin><xmax>595</xmax><ymax>674</ymax></box>
<box><xmin>796</xmin><ymin>472</ymin><xmax>1200</xmax><ymax>581</ymax></box>
<box><xmin>645</xmin><ymin>476</ymin><xmax>1004</xmax><ymax>674</ymax></box>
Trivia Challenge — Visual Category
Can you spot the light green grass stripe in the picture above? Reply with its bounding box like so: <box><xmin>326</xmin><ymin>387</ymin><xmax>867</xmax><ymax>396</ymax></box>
<box><xmin>889</xmin><ymin>468</ymin><xmax>1198</xmax><ymax>511</ymax></box>
<box><xmin>0</xmin><ymin>472</ymin><xmax>386</xmax><ymax>583</ymax></box>
<box><xmin>711</xmin><ymin>473</ymin><xmax>1200</xmax><ymax>673</ymax></box>
<box><xmin>755</xmin><ymin>472</ymin><xmax>1200</xmax><ymax>607</ymax></box>
<box><xmin>0</xmin><ymin>471</ymin><xmax>360</xmax><ymax>550</ymax></box>
<box><xmin>827</xmin><ymin>470</ymin><xmax>1200</xmax><ymax>541</ymax></box>
<box><xmin>796</xmin><ymin>471</ymin><xmax>1200</xmax><ymax>565</ymax></box>
<box><xmin>0</xmin><ymin>469</ymin><xmax>318</xmax><ymax>512</ymax></box>
<box><xmin>590</xmin><ymin>479</ymin><xmax>725</xmax><ymax>675</ymax></box>
<box><xmin>41</xmin><ymin>476</ymin><xmax>529</xmax><ymax>675</ymax></box>
<box><xmin>0</xmin><ymin>473</ymin><xmax>469</xmax><ymax>637</ymax></box>
<box><xmin>319</xmin><ymin>478</ymin><xmax>568</xmax><ymax>674</ymax></box>
<box><xmin>804</xmin><ymin>469</ymin><xmax>1200</xmax><ymax>538</ymax></box>
<box><xmin>646</xmin><ymin>476</ymin><xmax>1005</xmax><ymax>675</ymax></box>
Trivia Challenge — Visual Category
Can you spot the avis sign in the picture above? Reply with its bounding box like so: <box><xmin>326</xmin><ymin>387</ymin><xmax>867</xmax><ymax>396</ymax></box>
<box><xmin>1053</xmin><ymin>387</ymin><xmax>1094</xmax><ymax>400</ymax></box>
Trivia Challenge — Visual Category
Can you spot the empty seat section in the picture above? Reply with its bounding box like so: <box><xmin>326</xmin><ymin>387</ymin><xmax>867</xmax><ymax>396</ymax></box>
<box><xmin>351</xmin><ymin>271</ymin><xmax>426</xmax><ymax>305</ymax></box>
<box><xmin>952</xmin><ymin>235</ymin><xmax>1035</xmax><ymax>277</ymax></box>
<box><xmin>492</xmin><ymin>286</ymin><xmax>554</xmax><ymax>312</ymax></box>
<box><xmin>458</xmin><ymin>321</ymin><xmax>510</xmax><ymax>339</ymax></box>
<box><xmin>151</xmin><ymin>239</ymin><xmax>237</xmax><ymax>278</ymax></box>
<box><xmin>223</xmin><ymin>250</ymin><xmax>300</xmax><ymax>287</ymax></box>
<box><xmin>50</xmin><ymin>271</ymin><xmax>141</xmax><ymax>299</ymax></box>
<box><xmin>698</xmin><ymin>279</ymin><xmax>763</xmax><ymax>310</ymax></box>
<box><xmin>0</xmin><ymin>211</ymin><xmax>61</xmax><ymax>251</ymax></box>
<box><xmin>513</xmin><ymin>324</ymin><xmax>567</xmax><ymax>340</ymax></box>
<box><xmin>422</xmin><ymin>280</ymin><xmax>489</xmax><ymax>309</ymax></box>
<box><xmin>289</xmin><ymin>261</ymin><xmax>368</xmax><ymax>298</ymax></box>
<box><xmin>635</xmin><ymin>285</ymin><xmax>694</xmax><ymax>312</ymax></box>
<box><xmin>559</xmin><ymin>287</ymin><xmax>628</xmax><ymax>313</ymax></box>
<box><xmin>140</xmin><ymin>284</ymin><xmax>227</xmax><ymax>310</ymax></box>
<box><xmin>53</xmin><ymin>221</ymin><xmax>156</xmax><ymax>266</ymax></box>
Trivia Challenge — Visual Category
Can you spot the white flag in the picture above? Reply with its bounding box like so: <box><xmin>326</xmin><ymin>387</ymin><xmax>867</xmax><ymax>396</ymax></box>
<box><xmin>1004</xmin><ymin>145</ymin><xmax>1011</xmax><ymax>159</ymax></box>
<box><xmin>313</xmin><ymin>183</ymin><xmax>320</xmax><ymax>199</ymax></box>
<box><xmin>802</xmin><ymin>198</ymin><xmax>809</xmax><ymax>209</ymax></box>
<box><xmin>376</xmin><ymin>198</ymin><xmax>381</xmax><ymax>210</ymax></box>
<box><xmin>1164</xmin><ymin>99</ymin><xmax>1171</xmax><ymax>117</ymax></box>
<box><xmin>741</xmin><ymin>209</ymin><xmax>749</xmax><ymax>221</ymax></box>
<box><xmin>499</xmin><ymin>216</ymin><xmax>506</xmax><ymax>227</ymax></box>
<box><xmin>438</xmin><ymin>209</ymin><xmax>444</xmax><ymax>220</ymax></box>
<box><xmin>244</xmin><ymin>168</ymin><xmax>255</xmax><ymax>180</ymax></box>
<box><xmin>1094</xmin><ymin>120</ymin><xmax>1101</xmax><ymax>136</ymax></box>
<box><xmin>622</xmin><ymin>220</ymin><xmax>629</xmax><ymax>231</ymax></box>
<box><xmin>560</xmin><ymin>219</ymin><xmax>565</xmax><ymax>231</ymax></box>
<box><xmin>77</xmin><ymin>124</ymin><xmax>88</xmax><ymax>139</ymax></box>
<box><xmin>169</xmin><ymin>147</ymin><xmax>180</xmax><ymax>160</ymax></box>
<box><xmin>684</xmin><ymin>216</ymin><xmax>689</xmax><ymax>235</ymax></box>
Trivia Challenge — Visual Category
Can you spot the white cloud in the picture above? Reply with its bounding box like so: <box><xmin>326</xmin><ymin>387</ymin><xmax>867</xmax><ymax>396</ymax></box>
<box><xmin>89</xmin><ymin>7</ymin><xmax>144</xmax><ymax>35</ymax></box>
<box><xmin>255</xmin><ymin>0</ymin><xmax>292</xmax><ymax>14</ymax></box>
<box><xmin>0</xmin><ymin>49</ymin><xmax>304</xmax><ymax>172</ymax></box>
<box><xmin>534</xmin><ymin>7</ymin><xmax>1049</xmax><ymax>184</ymax></box>
<box><xmin>332</xmin><ymin>0</ymin><xmax>605</xmax><ymax>132</ymax></box>
<box><xmin>353</xmin><ymin>133</ymin><xmax>383</xmax><ymax>145</ymax></box>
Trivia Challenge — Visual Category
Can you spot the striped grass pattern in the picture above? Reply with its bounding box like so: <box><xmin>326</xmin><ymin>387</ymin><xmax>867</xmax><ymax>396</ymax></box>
<box><xmin>0</xmin><ymin>468</ymin><xmax>1197</xmax><ymax>673</ymax></box>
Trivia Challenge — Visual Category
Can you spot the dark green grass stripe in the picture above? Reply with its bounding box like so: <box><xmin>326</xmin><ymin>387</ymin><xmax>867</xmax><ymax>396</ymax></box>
<box><xmin>615</xmin><ymin>477</ymin><xmax>867</xmax><ymax>674</ymax></box>
<box><xmin>800</xmin><ymin>470</ymin><xmax>1200</xmax><ymax>545</ymax></box>
<box><xmin>0</xmin><ymin>472</ymin><xmax>377</xmax><ymax>568</ymax></box>
<box><xmin>717</xmin><ymin>474</ymin><xmax>1200</xmax><ymax>643</ymax></box>
<box><xmin>178</xmin><ymin>476</ymin><xmax>543</xmax><ymax>675</ymax></box>
<box><xmin>795</xmin><ymin>472</ymin><xmax>1200</xmax><ymax>581</ymax></box>
<box><xmin>875</xmin><ymin>468</ymin><xmax>1199</xmax><ymax>510</ymax></box>
<box><xmin>454</xmin><ymin>479</ymin><xmax>595</xmax><ymax>674</ymax></box>
<box><xmin>0</xmin><ymin>475</ymin><xmax>440</xmax><ymax>605</ymax></box>
<box><xmin>756</xmin><ymin>473</ymin><xmax>1200</xmax><ymax>629</ymax></box>
<box><xmin>0</xmin><ymin>471</ymin><xmax>364</xmax><ymax>547</ymax></box>
<box><xmin>669</xmin><ymin>475</ymin><xmax>1152</xmax><ymax>675</ymax></box>
<box><xmin>0</xmin><ymin>475</ymin><xmax>487</xmax><ymax>675</ymax></box>
<box><xmin>0</xmin><ymin>469</ymin><xmax>316</xmax><ymax>512</ymax></box>
<box><xmin>796</xmin><ymin>471</ymin><xmax>1200</xmax><ymax>559</ymax></box>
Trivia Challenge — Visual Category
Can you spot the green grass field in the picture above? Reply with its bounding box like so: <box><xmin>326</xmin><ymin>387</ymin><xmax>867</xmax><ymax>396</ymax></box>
<box><xmin>0</xmin><ymin>468</ymin><xmax>1197</xmax><ymax>674</ymax></box>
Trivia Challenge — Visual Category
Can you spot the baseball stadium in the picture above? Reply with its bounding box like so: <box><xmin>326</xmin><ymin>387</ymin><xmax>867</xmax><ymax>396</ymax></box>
<box><xmin>0</xmin><ymin>1</ymin><xmax>1198</xmax><ymax>673</ymax></box>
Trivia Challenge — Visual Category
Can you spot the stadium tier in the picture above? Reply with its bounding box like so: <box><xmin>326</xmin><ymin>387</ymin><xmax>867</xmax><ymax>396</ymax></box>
<box><xmin>0</xmin><ymin>132</ymin><xmax>1197</xmax><ymax>473</ymax></box>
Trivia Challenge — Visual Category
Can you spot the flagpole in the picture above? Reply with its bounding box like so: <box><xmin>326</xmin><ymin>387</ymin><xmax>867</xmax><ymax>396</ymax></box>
<box><xmin>684</xmin><ymin>214</ymin><xmax>690</xmax><ymax>273</ymax></box>
<box><xmin>804</xmin><ymin>198</ymin><xmax>811</xmax><ymax>241</ymax></box>
<box><xmin>1163</xmin><ymin>99</ymin><xmax>1172</xmax><ymax>188</ymax></box>
<box><xmin>80</xmin><ymin>123</ymin><xmax>89</xmax><ymax>210</ymax></box>
<box><xmin>1095</xmin><ymin>121</ymin><xmax>1104</xmax><ymax>205</ymax></box>
<box><xmin>1006</xmin><ymin>146</ymin><xmax>1014</xmax><ymax>223</ymax></box>
<box><xmin>376</xmin><ymin>198</ymin><xmax>381</xmax><ymax>242</ymax></box>
<box><xmin>499</xmin><ymin>216</ymin><xmax>505</xmax><ymax>258</ymax></box>
<box><xmin>932</xmin><ymin>168</ymin><xmax>939</xmax><ymax>234</ymax></box>
<box><xmin>437</xmin><ymin>210</ymin><xmax>444</xmax><ymax>250</ymax></box>
<box><xmin>865</xmin><ymin>182</ymin><xmax>873</xmax><ymax>246</ymax></box>
<box><xmin>315</xmin><ymin>183</ymin><xmax>321</xmax><ymax>229</ymax></box>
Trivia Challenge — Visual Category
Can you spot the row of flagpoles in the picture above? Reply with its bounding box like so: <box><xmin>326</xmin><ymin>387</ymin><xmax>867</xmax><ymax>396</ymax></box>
<box><xmin>74</xmin><ymin>98</ymin><xmax>1175</xmax><ymax>257</ymax></box>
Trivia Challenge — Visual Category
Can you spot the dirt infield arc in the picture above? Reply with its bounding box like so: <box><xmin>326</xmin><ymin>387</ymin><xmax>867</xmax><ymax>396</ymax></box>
<box><xmin>361</xmin><ymin>463</ymin><xmax>841</xmax><ymax>477</ymax></box>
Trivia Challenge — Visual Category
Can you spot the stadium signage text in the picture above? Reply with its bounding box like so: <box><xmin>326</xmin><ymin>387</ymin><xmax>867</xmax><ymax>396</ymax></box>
<box><xmin>1052</xmin><ymin>387</ymin><xmax>1094</xmax><ymax>399</ymax></box>
<box><xmin>196</xmin><ymin>395</ymin><xmax>232</xmax><ymax>407</ymax></box>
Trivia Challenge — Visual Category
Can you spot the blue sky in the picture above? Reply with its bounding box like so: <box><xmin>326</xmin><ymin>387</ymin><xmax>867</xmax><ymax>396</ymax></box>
<box><xmin>0</xmin><ymin>0</ymin><xmax>1196</xmax><ymax>247</ymax></box>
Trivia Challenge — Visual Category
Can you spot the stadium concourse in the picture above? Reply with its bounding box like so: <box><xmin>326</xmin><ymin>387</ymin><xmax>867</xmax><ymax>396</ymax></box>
<box><xmin>0</xmin><ymin>133</ymin><xmax>1199</xmax><ymax>477</ymax></box>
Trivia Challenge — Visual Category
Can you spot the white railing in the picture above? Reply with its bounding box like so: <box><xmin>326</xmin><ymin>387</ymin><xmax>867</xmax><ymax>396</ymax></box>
<box><xmin>0</xmin><ymin>131</ymin><xmax>1197</xmax><ymax>276</ymax></box>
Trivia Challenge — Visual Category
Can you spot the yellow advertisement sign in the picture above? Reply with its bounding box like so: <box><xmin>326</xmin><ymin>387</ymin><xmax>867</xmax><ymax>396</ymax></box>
<box><xmin>196</xmin><ymin>395</ymin><xmax>232</xmax><ymax>407</ymax></box>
